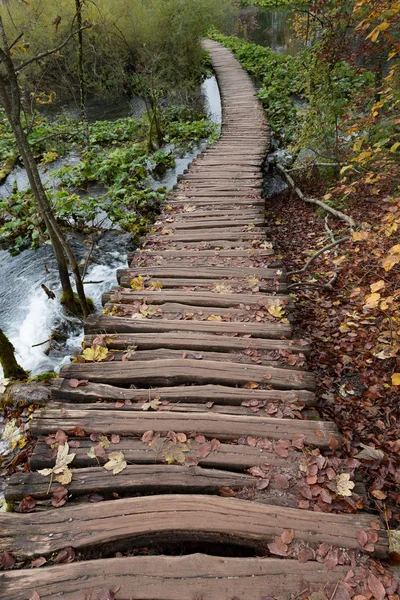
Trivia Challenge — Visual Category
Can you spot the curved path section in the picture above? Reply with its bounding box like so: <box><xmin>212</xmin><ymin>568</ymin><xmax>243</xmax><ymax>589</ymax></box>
<box><xmin>0</xmin><ymin>40</ymin><xmax>388</xmax><ymax>600</ymax></box>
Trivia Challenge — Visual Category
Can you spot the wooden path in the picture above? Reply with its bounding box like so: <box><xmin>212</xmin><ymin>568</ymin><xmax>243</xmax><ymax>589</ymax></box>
<box><xmin>0</xmin><ymin>40</ymin><xmax>389</xmax><ymax>600</ymax></box>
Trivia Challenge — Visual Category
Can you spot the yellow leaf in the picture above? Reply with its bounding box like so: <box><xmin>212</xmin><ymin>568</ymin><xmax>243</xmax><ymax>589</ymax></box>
<box><xmin>268</xmin><ymin>304</ymin><xmax>285</xmax><ymax>319</ymax></box>
<box><xmin>389</xmin><ymin>244</ymin><xmax>400</xmax><ymax>254</ymax></box>
<box><xmin>212</xmin><ymin>282</ymin><xmax>232</xmax><ymax>294</ymax></box>
<box><xmin>149</xmin><ymin>280</ymin><xmax>163</xmax><ymax>290</ymax></box>
<box><xmin>183</xmin><ymin>204</ymin><xmax>196</xmax><ymax>213</ymax></box>
<box><xmin>104</xmin><ymin>451</ymin><xmax>127</xmax><ymax>474</ymax></box>
<box><xmin>352</xmin><ymin>231</ymin><xmax>370</xmax><ymax>241</ymax></box>
<box><xmin>382</xmin><ymin>254</ymin><xmax>400</xmax><ymax>272</ymax></box>
<box><xmin>390</xmin><ymin>142</ymin><xmax>400</xmax><ymax>153</ymax></box>
<box><xmin>367</xmin><ymin>26</ymin><xmax>381</xmax><ymax>42</ymax></box>
<box><xmin>370</xmin><ymin>280</ymin><xmax>385</xmax><ymax>293</ymax></box>
<box><xmin>130</xmin><ymin>275</ymin><xmax>144</xmax><ymax>290</ymax></box>
<box><xmin>207</xmin><ymin>315</ymin><xmax>222</xmax><ymax>321</ymax></box>
<box><xmin>247</xmin><ymin>276</ymin><xmax>260</xmax><ymax>286</ymax></box>
<box><xmin>81</xmin><ymin>345</ymin><xmax>108</xmax><ymax>362</ymax></box>
<box><xmin>340</xmin><ymin>164</ymin><xmax>354</xmax><ymax>175</ymax></box>
<box><xmin>392</xmin><ymin>373</ymin><xmax>400</xmax><ymax>386</ymax></box>
<box><xmin>365</xmin><ymin>293</ymin><xmax>380</xmax><ymax>308</ymax></box>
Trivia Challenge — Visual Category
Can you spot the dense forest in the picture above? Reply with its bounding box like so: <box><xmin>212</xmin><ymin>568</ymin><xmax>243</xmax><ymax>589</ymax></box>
<box><xmin>0</xmin><ymin>0</ymin><xmax>399</xmax><ymax>590</ymax></box>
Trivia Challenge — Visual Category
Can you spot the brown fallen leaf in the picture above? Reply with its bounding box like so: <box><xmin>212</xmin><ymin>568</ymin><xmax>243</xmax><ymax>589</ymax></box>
<box><xmin>55</xmin><ymin>429</ymin><xmax>68</xmax><ymax>446</ymax></box>
<box><xmin>357</xmin><ymin>529</ymin><xmax>368</xmax><ymax>547</ymax></box>
<box><xmin>274</xmin><ymin>443</ymin><xmax>289</xmax><ymax>458</ymax></box>
<box><xmin>31</xmin><ymin>557</ymin><xmax>46</xmax><ymax>568</ymax></box>
<box><xmin>51</xmin><ymin>486</ymin><xmax>68</xmax><ymax>508</ymax></box>
<box><xmin>68</xmin><ymin>379</ymin><xmax>88</xmax><ymax>388</ymax></box>
<box><xmin>19</xmin><ymin>495</ymin><xmax>36</xmax><ymax>513</ymax></box>
<box><xmin>88</xmin><ymin>493</ymin><xmax>105</xmax><ymax>503</ymax></box>
<box><xmin>141</xmin><ymin>430</ymin><xmax>154</xmax><ymax>443</ymax></box>
<box><xmin>367</xmin><ymin>572</ymin><xmax>386</xmax><ymax>600</ymax></box>
<box><xmin>248</xmin><ymin>466</ymin><xmax>268</xmax><ymax>478</ymax></box>
<box><xmin>281</xmin><ymin>529</ymin><xmax>294</xmax><ymax>544</ymax></box>
<box><xmin>371</xmin><ymin>489</ymin><xmax>387</xmax><ymax>500</ymax></box>
<box><xmin>244</xmin><ymin>381</ymin><xmax>259</xmax><ymax>389</ymax></box>
<box><xmin>298</xmin><ymin>547</ymin><xmax>315</xmax><ymax>563</ymax></box>
<box><xmin>29</xmin><ymin>593</ymin><xmax>41</xmax><ymax>600</ymax></box>
<box><xmin>256</xmin><ymin>478</ymin><xmax>271</xmax><ymax>490</ymax></box>
<box><xmin>219</xmin><ymin>487</ymin><xmax>235</xmax><ymax>497</ymax></box>
<box><xmin>53</xmin><ymin>547</ymin><xmax>75</xmax><ymax>564</ymax></box>
<box><xmin>0</xmin><ymin>551</ymin><xmax>15</xmax><ymax>570</ymax></box>
<box><xmin>274</xmin><ymin>474</ymin><xmax>290</xmax><ymax>490</ymax></box>
<box><xmin>111</xmin><ymin>434</ymin><xmax>120</xmax><ymax>444</ymax></box>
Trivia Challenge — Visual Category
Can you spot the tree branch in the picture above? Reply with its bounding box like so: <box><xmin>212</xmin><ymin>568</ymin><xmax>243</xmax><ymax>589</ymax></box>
<box><xmin>15</xmin><ymin>24</ymin><xmax>91</xmax><ymax>73</ymax></box>
<box><xmin>276</xmin><ymin>164</ymin><xmax>357</xmax><ymax>228</ymax></box>
<box><xmin>287</xmin><ymin>236</ymin><xmax>350</xmax><ymax>276</ymax></box>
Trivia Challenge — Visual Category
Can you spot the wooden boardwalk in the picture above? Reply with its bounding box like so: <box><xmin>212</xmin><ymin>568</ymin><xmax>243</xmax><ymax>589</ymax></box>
<box><xmin>0</xmin><ymin>41</ymin><xmax>389</xmax><ymax>600</ymax></box>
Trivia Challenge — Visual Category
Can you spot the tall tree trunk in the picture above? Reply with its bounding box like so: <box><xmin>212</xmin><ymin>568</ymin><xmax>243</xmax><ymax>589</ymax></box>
<box><xmin>75</xmin><ymin>0</ymin><xmax>90</xmax><ymax>148</ymax></box>
<box><xmin>0</xmin><ymin>328</ymin><xmax>27</xmax><ymax>380</ymax></box>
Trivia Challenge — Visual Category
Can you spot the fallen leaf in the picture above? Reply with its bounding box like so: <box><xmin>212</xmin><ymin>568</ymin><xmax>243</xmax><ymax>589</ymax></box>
<box><xmin>268</xmin><ymin>304</ymin><xmax>285</xmax><ymax>319</ymax></box>
<box><xmin>357</xmin><ymin>529</ymin><xmax>368</xmax><ymax>547</ymax></box>
<box><xmin>51</xmin><ymin>486</ymin><xmax>68</xmax><ymax>508</ymax></box>
<box><xmin>298</xmin><ymin>547</ymin><xmax>315</xmax><ymax>563</ymax></box>
<box><xmin>355</xmin><ymin>444</ymin><xmax>385</xmax><ymax>461</ymax></box>
<box><xmin>248</xmin><ymin>466</ymin><xmax>268</xmax><ymax>478</ymax></box>
<box><xmin>0</xmin><ymin>551</ymin><xmax>15</xmax><ymax>570</ymax></box>
<box><xmin>88</xmin><ymin>493</ymin><xmax>104</xmax><ymax>503</ymax></box>
<box><xmin>104</xmin><ymin>451</ymin><xmax>127</xmax><ymax>475</ymax></box>
<box><xmin>81</xmin><ymin>345</ymin><xmax>108</xmax><ymax>363</ymax></box>
<box><xmin>29</xmin><ymin>594</ymin><xmax>41</xmax><ymax>600</ymax></box>
<box><xmin>31</xmin><ymin>557</ymin><xmax>46</xmax><ymax>568</ymax></box>
<box><xmin>207</xmin><ymin>314</ymin><xmax>222</xmax><ymax>321</ymax></box>
<box><xmin>37</xmin><ymin>442</ymin><xmax>75</xmax><ymax>486</ymax></box>
<box><xmin>68</xmin><ymin>379</ymin><xmax>88</xmax><ymax>388</ymax></box>
<box><xmin>367</xmin><ymin>572</ymin><xmax>386</xmax><ymax>600</ymax></box>
<box><xmin>53</xmin><ymin>547</ymin><xmax>75</xmax><ymax>564</ymax></box>
<box><xmin>281</xmin><ymin>529</ymin><xmax>294</xmax><ymax>544</ymax></box>
<box><xmin>336</xmin><ymin>473</ymin><xmax>355</xmax><ymax>497</ymax></box>
<box><xmin>219</xmin><ymin>487</ymin><xmax>235</xmax><ymax>497</ymax></box>
<box><xmin>392</xmin><ymin>373</ymin><xmax>400</xmax><ymax>386</ymax></box>
<box><xmin>19</xmin><ymin>495</ymin><xmax>36</xmax><ymax>513</ymax></box>
<box><xmin>371</xmin><ymin>489</ymin><xmax>387</xmax><ymax>500</ymax></box>
<box><xmin>141</xmin><ymin>398</ymin><xmax>161</xmax><ymax>411</ymax></box>
<box><xmin>111</xmin><ymin>434</ymin><xmax>120</xmax><ymax>444</ymax></box>
<box><xmin>244</xmin><ymin>381</ymin><xmax>259</xmax><ymax>389</ymax></box>
<box><xmin>55</xmin><ymin>429</ymin><xmax>68</xmax><ymax>446</ymax></box>
<box><xmin>141</xmin><ymin>430</ymin><xmax>154</xmax><ymax>443</ymax></box>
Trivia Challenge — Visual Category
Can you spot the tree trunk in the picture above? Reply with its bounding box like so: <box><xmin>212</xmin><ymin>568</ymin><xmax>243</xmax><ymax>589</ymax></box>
<box><xmin>0</xmin><ymin>328</ymin><xmax>27</xmax><ymax>380</ymax></box>
<box><xmin>75</xmin><ymin>0</ymin><xmax>90</xmax><ymax>148</ymax></box>
<box><xmin>0</xmin><ymin>17</ymin><xmax>91</xmax><ymax>318</ymax></box>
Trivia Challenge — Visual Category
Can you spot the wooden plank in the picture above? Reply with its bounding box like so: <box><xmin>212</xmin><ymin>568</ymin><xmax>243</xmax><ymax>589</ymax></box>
<box><xmin>118</xmin><ymin>275</ymin><xmax>287</xmax><ymax>293</ymax></box>
<box><xmin>84</xmin><ymin>315</ymin><xmax>293</xmax><ymax>339</ymax></box>
<box><xmin>78</xmin><ymin>347</ymin><xmax>307</xmax><ymax>369</ymax></box>
<box><xmin>31</xmin><ymin>409</ymin><xmax>331</xmax><ymax>445</ymax></box>
<box><xmin>84</xmin><ymin>332</ymin><xmax>308</xmax><ymax>354</ymax></box>
<box><xmin>30</xmin><ymin>435</ymin><xmax>301</xmax><ymax>472</ymax></box>
<box><xmin>118</xmin><ymin>266</ymin><xmax>284</xmax><ymax>281</ymax></box>
<box><xmin>145</xmin><ymin>230</ymin><xmax>268</xmax><ymax>244</ymax></box>
<box><xmin>102</xmin><ymin>289</ymin><xmax>288</xmax><ymax>309</ymax></box>
<box><xmin>0</xmin><ymin>495</ymin><xmax>388</xmax><ymax>558</ymax></box>
<box><xmin>129</xmin><ymin>249</ymin><xmax>275</xmax><ymax>259</ymax></box>
<box><xmin>5</xmin><ymin>464</ymin><xmax>257</xmax><ymax>502</ymax></box>
<box><xmin>52</xmin><ymin>379</ymin><xmax>316</xmax><ymax>406</ymax></box>
<box><xmin>160</xmin><ymin>218</ymin><xmax>266</xmax><ymax>230</ymax></box>
<box><xmin>0</xmin><ymin>555</ymin><xmax>354</xmax><ymax>600</ymax></box>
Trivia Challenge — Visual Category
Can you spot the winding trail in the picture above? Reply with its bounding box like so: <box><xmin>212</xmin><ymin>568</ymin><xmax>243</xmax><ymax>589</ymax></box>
<box><xmin>0</xmin><ymin>40</ymin><xmax>389</xmax><ymax>600</ymax></box>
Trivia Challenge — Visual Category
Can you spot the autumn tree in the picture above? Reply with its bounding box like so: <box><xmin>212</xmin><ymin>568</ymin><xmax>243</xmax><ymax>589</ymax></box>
<box><xmin>0</xmin><ymin>13</ymin><xmax>92</xmax><ymax>318</ymax></box>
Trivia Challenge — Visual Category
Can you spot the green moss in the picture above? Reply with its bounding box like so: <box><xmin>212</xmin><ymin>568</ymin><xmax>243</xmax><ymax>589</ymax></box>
<box><xmin>60</xmin><ymin>292</ymin><xmax>95</xmax><ymax>317</ymax></box>
<box><xmin>32</xmin><ymin>371</ymin><xmax>58</xmax><ymax>382</ymax></box>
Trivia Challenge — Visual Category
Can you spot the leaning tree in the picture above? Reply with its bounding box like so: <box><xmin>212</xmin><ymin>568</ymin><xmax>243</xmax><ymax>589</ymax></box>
<box><xmin>0</xmin><ymin>12</ymin><xmax>92</xmax><ymax>318</ymax></box>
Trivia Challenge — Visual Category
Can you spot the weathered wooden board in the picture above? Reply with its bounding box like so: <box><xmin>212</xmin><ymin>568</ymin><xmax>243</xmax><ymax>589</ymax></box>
<box><xmin>118</xmin><ymin>266</ymin><xmax>285</xmax><ymax>281</ymax></box>
<box><xmin>102</xmin><ymin>289</ymin><xmax>289</xmax><ymax>309</ymax></box>
<box><xmin>52</xmin><ymin>379</ymin><xmax>316</xmax><ymax>406</ymax></box>
<box><xmin>0</xmin><ymin>495</ymin><xmax>388</xmax><ymax>558</ymax></box>
<box><xmin>30</xmin><ymin>435</ymin><xmax>301</xmax><ymax>472</ymax></box>
<box><xmin>84</xmin><ymin>315</ymin><xmax>293</xmax><ymax>339</ymax></box>
<box><xmin>84</xmin><ymin>332</ymin><xmax>308</xmax><ymax>354</ymax></box>
<box><xmin>31</xmin><ymin>409</ymin><xmax>331</xmax><ymax>445</ymax></box>
<box><xmin>0</xmin><ymin>555</ymin><xmax>354</xmax><ymax>600</ymax></box>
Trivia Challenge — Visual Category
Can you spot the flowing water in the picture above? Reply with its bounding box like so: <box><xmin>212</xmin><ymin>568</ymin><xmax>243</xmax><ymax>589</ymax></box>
<box><xmin>0</xmin><ymin>76</ymin><xmax>221</xmax><ymax>380</ymax></box>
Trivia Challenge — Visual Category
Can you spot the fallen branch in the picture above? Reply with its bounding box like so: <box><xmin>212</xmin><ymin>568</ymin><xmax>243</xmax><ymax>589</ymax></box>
<box><xmin>288</xmin><ymin>272</ymin><xmax>338</xmax><ymax>291</ymax></box>
<box><xmin>276</xmin><ymin>164</ymin><xmax>356</xmax><ymax>228</ymax></box>
<box><xmin>32</xmin><ymin>338</ymin><xmax>51</xmax><ymax>348</ymax></box>
<box><xmin>287</xmin><ymin>236</ymin><xmax>350</xmax><ymax>276</ymax></box>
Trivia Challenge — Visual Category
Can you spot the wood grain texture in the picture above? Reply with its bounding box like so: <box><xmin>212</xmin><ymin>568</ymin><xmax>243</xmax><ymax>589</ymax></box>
<box><xmin>0</xmin><ymin>555</ymin><xmax>353</xmax><ymax>600</ymax></box>
<box><xmin>0</xmin><ymin>495</ymin><xmax>388</xmax><ymax>558</ymax></box>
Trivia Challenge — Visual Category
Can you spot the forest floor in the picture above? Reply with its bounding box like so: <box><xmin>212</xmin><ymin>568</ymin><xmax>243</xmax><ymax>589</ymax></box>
<box><xmin>269</xmin><ymin>179</ymin><xmax>400</xmax><ymax>548</ymax></box>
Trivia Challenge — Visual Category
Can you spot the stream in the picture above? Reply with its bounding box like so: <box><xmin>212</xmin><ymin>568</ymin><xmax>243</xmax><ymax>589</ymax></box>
<box><xmin>0</xmin><ymin>76</ymin><xmax>221</xmax><ymax>380</ymax></box>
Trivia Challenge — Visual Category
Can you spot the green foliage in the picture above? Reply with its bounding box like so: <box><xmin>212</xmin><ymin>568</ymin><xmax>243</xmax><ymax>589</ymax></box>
<box><xmin>0</xmin><ymin>106</ymin><xmax>217</xmax><ymax>251</ymax></box>
<box><xmin>210</xmin><ymin>32</ymin><xmax>375</xmax><ymax>158</ymax></box>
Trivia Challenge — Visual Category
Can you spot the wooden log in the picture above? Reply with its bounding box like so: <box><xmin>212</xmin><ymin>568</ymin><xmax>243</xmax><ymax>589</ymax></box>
<box><xmin>5</xmin><ymin>464</ymin><xmax>257</xmax><ymax>502</ymax></box>
<box><xmin>84</xmin><ymin>331</ymin><xmax>306</xmax><ymax>353</ymax></box>
<box><xmin>0</xmin><ymin>554</ymin><xmax>354</xmax><ymax>600</ymax></box>
<box><xmin>117</xmin><ymin>266</ymin><xmax>284</xmax><ymax>281</ymax></box>
<box><xmin>30</xmin><ymin>408</ymin><xmax>331</xmax><ymax>445</ymax></box>
<box><xmin>51</xmin><ymin>379</ymin><xmax>316</xmax><ymax>407</ymax></box>
<box><xmin>102</xmin><ymin>289</ymin><xmax>288</xmax><ymax>309</ymax></box>
<box><xmin>144</xmin><ymin>230</ymin><xmax>268</xmax><ymax>244</ymax></box>
<box><xmin>30</xmin><ymin>435</ymin><xmax>301</xmax><ymax>472</ymax></box>
<box><xmin>0</xmin><ymin>495</ymin><xmax>388</xmax><ymax>558</ymax></box>
<box><xmin>118</xmin><ymin>275</ymin><xmax>287</xmax><ymax>293</ymax></box>
<box><xmin>84</xmin><ymin>315</ymin><xmax>293</xmax><ymax>340</ymax></box>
